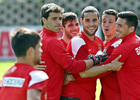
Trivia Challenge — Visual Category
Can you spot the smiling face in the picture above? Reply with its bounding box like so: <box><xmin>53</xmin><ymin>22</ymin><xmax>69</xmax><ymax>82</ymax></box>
<box><xmin>43</xmin><ymin>12</ymin><xmax>62</xmax><ymax>33</ymax></box>
<box><xmin>63</xmin><ymin>19</ymin><xmax>80</xmax><ymax>39</ymax></box>
<box><xmin>115</xmin><ymin>18</ymin><xmax>131</xmax><ymax>39</ymax></box>
<box><xmin>102</xmin><ymin>14</ymin><xmax>116</xmax><ymax>37</ymax></box>
<box><xmin>81</xmin><ymin>12</ymin><xmax>100</xmax><ymax>36</ymax></box>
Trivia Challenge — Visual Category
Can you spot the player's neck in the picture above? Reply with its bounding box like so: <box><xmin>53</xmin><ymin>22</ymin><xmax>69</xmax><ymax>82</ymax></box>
<box><xmin>62</xmin><ymin>33</ymin><xmax>71</xmax><ymax>44</ymax></box>
<box><xmin>83</xmin><ymin>31</ymin><xmax>95</xmax><ymax>41</ymax></box>
<box><xmin>16</xmin><ymin>57</ymin><xmax>34</xmax><ymax>66</ymax></box>
<box><xmin>105</xmin><ymin>34</ymin><xmax>116</xmax><ymax>42</ymax></box>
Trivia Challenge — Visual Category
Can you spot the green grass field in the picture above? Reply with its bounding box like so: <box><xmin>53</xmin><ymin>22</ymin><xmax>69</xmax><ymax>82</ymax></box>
<box><xmin>0</xmin><ymin>61</ymin><xmax>15</xmax><ymax>79</ymax></box>
<box><xmin>0</xmin><ymin>61</ymin><xmax>101</xmax><ymax>100</ymax></box>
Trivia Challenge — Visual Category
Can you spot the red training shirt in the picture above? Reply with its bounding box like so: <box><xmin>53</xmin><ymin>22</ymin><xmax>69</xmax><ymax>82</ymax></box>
<box><xmin>100</xmin><ymin>37</ymin><xmax>122</xmax><ymax>100</ymax></box>
<box><xmin>62</xmin><ymin>31</ymin><xmax>103</xmax><ymax>100</ymax></box>
<box><xmin>40</xmin><ymin>28</ymin><xmax>86</xmax><ymax>100</ymax></box>
<box><xmin>59</xmin><ymin>38</ymin><xmax>68</xmax><ymax>49</ymax></box>
<box><xmin>102</xmin><ymin>32</ymin><xmax>140</xmax><ymax>100</ymax></box>
<box><xmin>0</xmin><ymin>63</ymin><xmax>48</xmax><ymax>100</ymax></box>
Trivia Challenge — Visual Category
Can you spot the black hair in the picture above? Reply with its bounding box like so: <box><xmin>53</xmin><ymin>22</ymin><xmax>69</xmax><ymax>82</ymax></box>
<box><xmin>62</xmin><ymin>12</ymin><xmax>78</xmax><ymax>27</ymax></box>
<box><xmin>102</xmin><ymin>9</ymin><xmax>118</xmax><ymax>21</ymax></box>
<box><xmin>40</xmin><ymin>3</ymin><xmax>64</xmax><ymax>26</ymax></box>
<box><xmin>118</xmin><ymin>11</ymin><xmax>139</xmax><ymax>31</ymax></box>
<box><xmin>81</xmin><ymin>6</ymin><xmax>99</xmax><ymax>19</ymax></box>
<box><xmin>11</xmin><ymin>28</ymin><xmax>40</xmax><ymax>57</ymax></box>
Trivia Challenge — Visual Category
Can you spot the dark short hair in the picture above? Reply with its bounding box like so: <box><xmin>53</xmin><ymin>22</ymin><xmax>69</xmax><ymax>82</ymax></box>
<box><xmin>102</xmin><ymin>9</ymin><xmax>118</xmax><ymax>21</ymax></box>
<box><xmin>40</xmin><ymin>3</ymin><xmax>64</xmax><ymax>26</ymax></box>
<box><xmin>62</xmin><ymin>12</ymin><xmax>78</xmax><ymax>27</ymax></box>
<box><xmin>11</xmin><ymin>28</ymin><xmax>41</xmax><ymax>57</ymax></box>
<box><xmin>81</xmin><ymin>6</ymin><xmax>99</xmax><ymax>19</ymax></box>
<box><xmin>117</xmin><ymin>11</ymin><xmax>139</xmax><ymax>31</ymax></box>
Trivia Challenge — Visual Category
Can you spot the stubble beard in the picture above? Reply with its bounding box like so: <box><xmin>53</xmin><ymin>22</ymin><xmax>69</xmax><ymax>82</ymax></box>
<box><xmin>65</xmin><ymin>30</ymin><xmax>73</xmax><ymax>40</ymax></box>
<box><xmin>84</xmin><ymin>28</ymin><xmax>97</xmax><ymax>36</ymax></box>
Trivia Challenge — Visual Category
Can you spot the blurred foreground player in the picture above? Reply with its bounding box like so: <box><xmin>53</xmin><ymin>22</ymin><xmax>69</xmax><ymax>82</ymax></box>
<box><xmin>0</xmin><ymin>28</ymin><xmax>48</xmax><ymax>100</ymax></box>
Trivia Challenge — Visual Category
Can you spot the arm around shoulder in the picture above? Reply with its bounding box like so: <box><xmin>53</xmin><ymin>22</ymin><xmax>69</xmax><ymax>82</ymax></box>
<box><xmin>79</xmin><ymin>55</ymin><xmax>123</xmax><ymax>78</ymax></box>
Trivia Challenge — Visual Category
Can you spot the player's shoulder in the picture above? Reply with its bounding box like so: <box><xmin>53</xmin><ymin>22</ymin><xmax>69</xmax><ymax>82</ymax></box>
<box><xmin>71</xmin><ymin>36</ymin><xmax>86</xmax><ymax>45</ymax></box>
<box><xmin>111</xmin><ymin>39</ymin><xmax>122</xmax><ymax>48</ymax></box>
<box><xmin>29</xmin><ymin>70</ymin><xmax>49</xmax><ymax>81</ymax></box>
<box><xmin>46</xmin><ymin>38</ymin><xmax>63</xmax><ymax>48</ymax></box>
<box><xmin>28</xmin><ymin>70</ymin><xmax>48</xmax><ymax>87</ymax></box>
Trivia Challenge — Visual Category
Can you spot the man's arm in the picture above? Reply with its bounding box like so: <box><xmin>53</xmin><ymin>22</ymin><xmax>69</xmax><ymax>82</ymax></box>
<box><xmin>63</xmin><ymin>55</ymin><xmax>123</xmax><ymax>85</ymax></box>
<box><xmin>79</xmin><ymin>55</ymin><xmax>123</xmax><ymax>78</ymax></box>
<box><xmin>84</xmin><ymin>59</ymin><xmax>94</xmax><ymax>70</ymax></box>
<box><xmin>47</xmin><ymin>39</ymin><xmax>92</xmax><ymax>73</ymax></box>
<box><xmin>27</xmin><ymin>71</ymin><xmax>48</xmax><ymax>100</ymax></box>
<box><xmin>27</xmin><ymin>89</ymin><xmax>41</xmax><ymax>100</ymax></box>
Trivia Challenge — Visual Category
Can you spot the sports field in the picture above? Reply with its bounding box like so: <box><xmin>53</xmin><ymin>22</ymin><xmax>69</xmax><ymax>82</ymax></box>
<box><xmin>0</xmin><ymin>61</ymin><xmax>15</xmax><ymax>79</ymax></box>
<box><xmin>0</xmin><ymin>61</ymin><xmax>101</xmax><ymax>100</ymax></box>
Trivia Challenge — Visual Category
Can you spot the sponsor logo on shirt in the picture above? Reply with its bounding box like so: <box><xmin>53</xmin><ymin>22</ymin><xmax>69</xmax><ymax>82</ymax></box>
<box><xmin>2</xmin><ymin>77</ymin><xmax>25</xmax><ymax>87</ymax></box>
<box><xmin>135</xmin><ymin>46</ymin><xmax>140</xmax><ymax>55</ymax></box>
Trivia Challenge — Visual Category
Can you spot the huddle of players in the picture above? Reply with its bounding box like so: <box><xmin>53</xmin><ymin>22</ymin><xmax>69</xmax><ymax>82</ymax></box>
<box><xmin>0</xmin><ymin>2</ymin><xmax>140</xmax><ymax>100</ymax></box>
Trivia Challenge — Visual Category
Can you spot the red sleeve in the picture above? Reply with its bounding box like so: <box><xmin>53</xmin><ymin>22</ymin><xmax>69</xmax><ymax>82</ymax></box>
<box><xmin>28</xmin><ymin>70</ymin><xmax>49</xmax><ymax>91</ymax></box>
<box><xmin>28</xmin><ymin>80</ymin><xmax>47</xmax><ymax>91</ymax></box>
<box><xmin>66</xmin><ymin>37</ymin><xmax>89</xmax><ymax>80</ymax></box>
<box><xmin>95</xmin><ymin>45</ymin><xmax>128</xmax><ymax>78</ymax></box>
<box><xmin>47</xmin><ymin>39</ymin><xmax>86</xmax><ymax>73</ymax></box>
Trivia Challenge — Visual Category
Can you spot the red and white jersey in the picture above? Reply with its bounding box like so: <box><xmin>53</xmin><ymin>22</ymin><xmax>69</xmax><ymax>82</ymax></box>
<box><xmin>102</xmin><ymin>32</ymin><xmax>140</xmax><ymax>99</ymax></box>
<box><xmin>62</xmin><ymin>31</ymin><xmax>103</xmax><ymax>100</ymax></box>
<box><xmin>100</xmin><ymin>37</ymin><xmax>122</xmax><ymax>100</ymax></box>
<box><xmin>0</xmin><ymin>63</ymin><xmax>48</xmax><ymax>100</ymax></box>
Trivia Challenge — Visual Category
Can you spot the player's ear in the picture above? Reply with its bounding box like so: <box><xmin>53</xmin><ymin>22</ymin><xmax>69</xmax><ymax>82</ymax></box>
<box><xmin>26</xmin><ymin>47</ymin><xmax>34</xmax><ymax>57</ymax></box>
<box><xmin>80</xmin><ymin>18</ymin><xmax>83</xmax><ymax>25</ymax></box>
<box><xmin>98</xmin><ymin>17</ymin><xmax>101</xmax><ymax>24</ymax></box>
<box><xmin>61</xmin><ymin>26</ymin><xmax>64</xmax><ymax>31</ymax></box>
<box><xmin>42</xmin><ymin>17</ymin><xmax>46</xmax><ymax>24</ymax></box>
<box><xmin>129</xmin><ymin>26</ymin><xmax>135</xmax><ymax>33</ymax></box>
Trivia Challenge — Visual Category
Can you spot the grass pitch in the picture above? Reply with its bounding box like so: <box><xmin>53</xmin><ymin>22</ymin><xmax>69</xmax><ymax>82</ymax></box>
<box><xmin>0</xmin><ymin>61</ymin><xmax>15</xmax><ymax>79</ymax></box>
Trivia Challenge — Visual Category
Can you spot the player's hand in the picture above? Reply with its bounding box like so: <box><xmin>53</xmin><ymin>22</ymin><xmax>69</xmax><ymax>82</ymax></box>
<box><xmin>110</xmin><ymin>55</ymin><xmax>124</xmax><ymax>71</ymax></box>
<box><xmin>95</xmin><ymin>51</ymin><xmax>109</xmax><ymax>62</ymax></box>
<box><xmin>63</xmin><ymin>74</ymin><xmax>75</xmax><ymax>86</ymax></box>
<box><xmin>34</xmin><ymin>61</ymin><xmax>46</xmax><ymax>70</ymax></box>
<box><xmin>88</xmin><ymin>51</ymin><xmax>109</xmax><ymax>65</ymax></box>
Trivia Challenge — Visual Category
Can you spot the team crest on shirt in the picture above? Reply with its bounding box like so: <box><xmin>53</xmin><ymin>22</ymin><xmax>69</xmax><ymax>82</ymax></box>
<box><xmin>135</xmin><ymin>46</ymin><xmax>140</xmax><ymax>55</ymax></box>
<box><xmin>98</xmin><ymin>45</ymin><xmax>102</xmax><ymax>51</ymax></box>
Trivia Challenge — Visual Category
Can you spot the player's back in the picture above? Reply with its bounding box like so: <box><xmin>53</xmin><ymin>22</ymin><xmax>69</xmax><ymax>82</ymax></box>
<box><xmin>0</xmin><ymin>63</ymin><xmax>36</xmax><ymax>100</ymax></box>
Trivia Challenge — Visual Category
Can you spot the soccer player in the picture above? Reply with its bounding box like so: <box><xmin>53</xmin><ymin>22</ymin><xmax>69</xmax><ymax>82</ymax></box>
<box><xmin>114</xmin><ymin>11</ymin><xmax>140</xmax><ymax>99</ymax></box>
<box><xmin>61</xmin><ymin>6</ymin><xmax>122</xmax><ymax>100</ymax></box>
<box><xmin>40</xmin><ymin>3</ymin><xmax>94</xmax><ymax>100</ymax></box>
<box><xmin>78</xmin><ymin>11</ymin><xmax>140</xmax><ymax>99</ymax></box>
<box><xmin>0</xmin><ymin>28</ymin><xmax>49</xmax><ymax>100</ymax></box>
<box><xmin>59</xmin><ymin>12</ymin><xmax>80</xmax><ymax>49</ymax></box>
<box><xmin>40</xmin><ymin>3</ymin><xmax>122</xmax><ymax>100</ymax></box>
<box><xmin>100</xmin><ymin>9</ymin><xmax>122</xmax><ymax>100</ymax></box>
